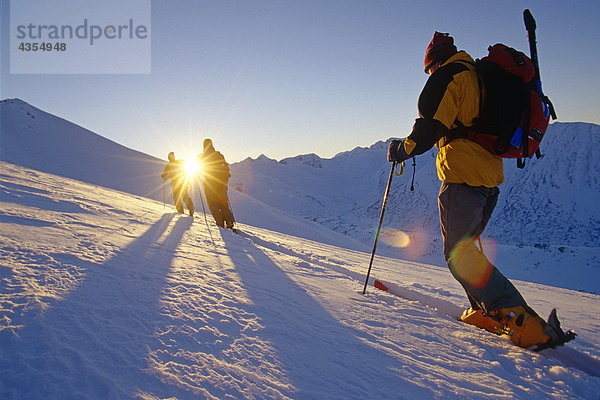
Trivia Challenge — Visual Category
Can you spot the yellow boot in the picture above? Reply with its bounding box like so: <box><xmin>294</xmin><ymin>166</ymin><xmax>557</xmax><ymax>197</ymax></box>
<box><xmin>461</xmin><ymin>308</ymin><xmax>504</xmax><ymax>334</ymax></box>
<box><xmin>496</xmin><ymin>306</ymin><xmax>550</xmax><ymax>348</ymax></box>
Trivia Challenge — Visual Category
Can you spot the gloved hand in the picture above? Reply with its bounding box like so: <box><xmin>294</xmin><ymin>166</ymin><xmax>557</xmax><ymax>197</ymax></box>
<box><xmin>387</xmin><ymin>140</ymin><xmax>410</xmax><ymax>162</ymax></box>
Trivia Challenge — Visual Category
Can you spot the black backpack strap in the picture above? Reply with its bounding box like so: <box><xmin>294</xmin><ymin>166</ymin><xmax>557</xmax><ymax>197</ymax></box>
<box><xmin>441</xmin><ymin>120</ymin><xmax>468</xmax><ymax>147</ymax></box>
<box><xmin>535</xmin><ymin>148</ymin><xmax>543</xmax><ymax>159</ymax></box>
<box><xmin>444</xmin><ymin>119</ymin><xmax>484</xmax><ymax>148</ymax></box>
<box><xmin>515</xmin><ymin>90</ymin><xmax>533</xmax><ymax>169</ymax></box>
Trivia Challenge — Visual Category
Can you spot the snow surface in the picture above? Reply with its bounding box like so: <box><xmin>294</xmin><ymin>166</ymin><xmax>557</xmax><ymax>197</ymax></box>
<box><xmin>1</xmin><ymin>162</ymin><xmax>599</xmax><ymax>399</ymax></box>
<box><xmin>1</xmin><ymin>99</ymin><xmax>600</xmax><ymax>398</ymax></box>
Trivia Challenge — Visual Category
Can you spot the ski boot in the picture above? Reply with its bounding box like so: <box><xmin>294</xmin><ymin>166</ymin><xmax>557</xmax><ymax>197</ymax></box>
<box><xmin>226</xmin><ymin>220</ymin><xmax>236</xmax><ymax>233</ymax></box>
<box><xmin>495</xmin><ymin>305</ymin><xmax>554</xmax><ymax>349</ymax></box>
<box><xmin>461</xmin><ymin>308</ymin><xmax>504</xmax><ymax>335</ymax></box>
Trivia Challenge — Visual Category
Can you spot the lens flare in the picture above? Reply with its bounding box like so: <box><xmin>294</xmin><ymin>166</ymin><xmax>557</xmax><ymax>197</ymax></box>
<box><xmin>380</xmin><ymin>229</ymin><xmax>411</xmax><ymax>248</ymax></box>
<box><xmin>184</xmin><ymin>159</ymin><xmax>200</xmax><ymax>177</ymax></box>
<box><xmin>449</xmin><ymin>237</ymin><xmax>496</xmax><ymax>288</ymax></box>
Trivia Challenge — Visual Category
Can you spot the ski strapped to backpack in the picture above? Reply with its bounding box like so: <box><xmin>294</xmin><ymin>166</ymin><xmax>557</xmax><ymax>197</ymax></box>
<box><xmin>447</xmin><ymin>9</ymin><xmax>556</xmax><ymax>168</ymax></box>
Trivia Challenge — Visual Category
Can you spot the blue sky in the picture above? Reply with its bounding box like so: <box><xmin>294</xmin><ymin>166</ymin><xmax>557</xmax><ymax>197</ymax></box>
<box><xmin>1</xmin><ymin>0</ymin><xmax>599</xmax><ymax>163</ymax></box>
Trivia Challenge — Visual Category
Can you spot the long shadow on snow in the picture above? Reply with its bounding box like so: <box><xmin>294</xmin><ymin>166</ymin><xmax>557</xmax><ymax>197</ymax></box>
<box><xmin>0</xmin><ymin>213</ymin><xmax>195</xmax><ymax>399</ymax></box>
<box><xmin>1</xmin><ymin>179</ymin><xmax>90</xmax><ymax>214</ymax></box>
<box><xmin>221</xmin><ymin>230</ymin><xmax>431</xmax><ymax>399</ymax></box>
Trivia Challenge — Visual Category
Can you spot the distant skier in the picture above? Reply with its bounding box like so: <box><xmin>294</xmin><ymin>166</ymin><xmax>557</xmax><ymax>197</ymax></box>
<box><xmin>161</xmin><ymin>152</ymin><xmax>194</xmax><ymax>216</ymax></box>
<box><xmin>197</xmin><ymin>139</ymin><xmax>235</xmax><ymax>230</ymax></box>
<box><xmin>387</xmin><ymin>32</ymin><xmax>569</xmax><ymax>349</ymax></box>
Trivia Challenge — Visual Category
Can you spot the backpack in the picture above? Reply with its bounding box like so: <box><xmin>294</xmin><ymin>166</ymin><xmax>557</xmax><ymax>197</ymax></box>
<box><xmin>452</xmin><ymin>43</ymin><xmax>556</xmax><ymax>168</ymax></box>
<box><xmin>210</xmin><ymin>151</ymin><xmax>231</xmax><ymax>183</ymax></box>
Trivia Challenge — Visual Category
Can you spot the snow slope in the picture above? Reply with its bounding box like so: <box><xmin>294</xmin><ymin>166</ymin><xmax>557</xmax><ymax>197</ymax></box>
<box><xmin>1</xmin><ymin>162</ymin><xmax>599</xmax><ymax>399</ymax></box>
<box><xmin>0</xmin><ymin>99</ymin><xmax>166</xmax><ymax>202</ymax></box>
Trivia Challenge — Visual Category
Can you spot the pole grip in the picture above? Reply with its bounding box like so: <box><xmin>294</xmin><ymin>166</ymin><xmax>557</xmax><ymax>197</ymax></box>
<box><xmin>523</xmin><ymin>9</ymin><xmax>536</xmax><ymax>32</ymax></box>
<box><xmin>523</xmin><ymin>9</ymin><xmax>541</xmax><ymax>86</ymax></box>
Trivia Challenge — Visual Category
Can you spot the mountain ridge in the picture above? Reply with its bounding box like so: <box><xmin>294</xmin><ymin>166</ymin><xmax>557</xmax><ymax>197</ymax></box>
<box><xmin>0</xmin><ymin>98</ymin><xmax>166</xmax><ymax>202</ymax></box>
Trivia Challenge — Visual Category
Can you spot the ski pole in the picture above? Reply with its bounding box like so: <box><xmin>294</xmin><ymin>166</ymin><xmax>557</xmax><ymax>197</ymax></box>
<box><xmin>524</xmin><ymin>9</ymin><xmax>556</xmax><ymax>120</ymax></box>
<box><xmin>523</xmin><ymin>9</ymin><xmax>539</xmax><ymax>82</ymax></box>
<box><xmin>227</xmin><ymin>194</ymin><xmax>235</xmax><ymax>221</ymax></box>
<box><xmin>163</xmin><ymin>179</ymin><xmax>166</xmax><ymax>209</ymax></box>
<box><xmin>197</xmin><ymin>180</ymin><xmax>210</xmax><ymax>230</ymax></box>
<box><xmin>362</xmin><ymin>161</ymin><xmax>401</xmax><ymax>294</ymax></box>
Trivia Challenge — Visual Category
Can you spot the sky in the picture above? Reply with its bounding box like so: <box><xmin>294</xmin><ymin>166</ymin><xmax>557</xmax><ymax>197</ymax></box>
<box><xmin>1</xmin><ymin>0</ymin><xmax>599</xmax><ymax>163</ymax></box>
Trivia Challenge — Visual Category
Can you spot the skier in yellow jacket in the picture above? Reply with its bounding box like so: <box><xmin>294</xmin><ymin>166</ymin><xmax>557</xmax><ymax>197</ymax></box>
<box><xmin>161</xmin><ymin>152</ymin><xmax>194</xmax><ymax>216</ymax></box>
<box><xmin>197</xmin><ymin>139</ymin><xmax>235</xmax><ymax>230</ymax></box>
<box><xmin>387</xmin><ymin>32</ymin><xmax>566</xmax><ymax>349</ymax></box>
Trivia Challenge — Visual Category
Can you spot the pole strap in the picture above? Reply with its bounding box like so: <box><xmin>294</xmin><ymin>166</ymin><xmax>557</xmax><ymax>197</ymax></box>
<box><xmin>395</xmin><ymin>161</ymin><xmax>404</xmax><ymax>176</ymax></box>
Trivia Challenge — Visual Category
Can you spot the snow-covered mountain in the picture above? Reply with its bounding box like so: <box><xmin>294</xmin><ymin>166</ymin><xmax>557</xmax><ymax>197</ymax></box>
<box><xmin>231</xmin><ymin>122</ymin><xmax>600</xmax><ymax>249</ymax></box>
<box><xmin>0</xmin><ymin>98</ymin><xmax>166</xmax><ymax>202</ymax></box>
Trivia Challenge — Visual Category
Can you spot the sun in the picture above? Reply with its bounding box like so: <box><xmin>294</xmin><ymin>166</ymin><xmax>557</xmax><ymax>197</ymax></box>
<box><xmin>184</xmin><ymin>158</ymin><xmax>200</xmax><ymax>177</ymax></box>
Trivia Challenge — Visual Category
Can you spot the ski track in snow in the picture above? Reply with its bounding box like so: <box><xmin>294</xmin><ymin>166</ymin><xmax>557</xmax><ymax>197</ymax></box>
<box><xmin>1</xmin><ymin>162</ymin><xmax>599</xmax><ymax>399</ymax></box>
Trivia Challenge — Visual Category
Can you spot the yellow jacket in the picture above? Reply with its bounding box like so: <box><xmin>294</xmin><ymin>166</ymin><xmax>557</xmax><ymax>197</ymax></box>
<box><xmin>405</xmin><ymin>51</ymin><xmax>504</xmax><ymax>188</ymax></box>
